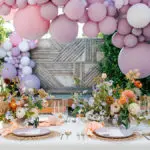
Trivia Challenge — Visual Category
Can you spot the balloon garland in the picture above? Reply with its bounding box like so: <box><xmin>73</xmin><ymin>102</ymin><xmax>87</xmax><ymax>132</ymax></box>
<box><xmin>0</xmin><ymin>0</ymin><xmax>150</xmax><ymax>90</ymax></box>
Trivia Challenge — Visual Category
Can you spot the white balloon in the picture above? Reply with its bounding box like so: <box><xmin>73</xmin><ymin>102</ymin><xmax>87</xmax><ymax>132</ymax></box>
<box><xmin>2</xmin><ymin>40</ymin><xmax>12</xmax><ymax>51</ymax></box>
<box><xmin>20</xmin><ymin>56</ymin><xmax>30</xmax><ymax>66</ymax></box>
<box><xmin>4</xmin><ymin>57</ymin><xmax>9</xmax><ymax>62</ymax></box>
<box><xmin>0</xmin><ymin>48</ymin><xmax>7</xmax><ymax>58</ymax></box>
<box><xmin>22</xmin><ymin>66</ymin><xmax>32</xmax><ymax>75</ymax></box>
<box><xmin>19</xmin><ymin>40</ymin><xmax>30</xmax><ymax>52</ymax></box>
<box><xmin>127</xmin><ymin>3</ymin><xmax>150</xmax><ymax>28</ymax></box>
<box><xmin>6</xmin><ymin>51</ymin><xmax>12</xmax><ymax>57</ymax></box>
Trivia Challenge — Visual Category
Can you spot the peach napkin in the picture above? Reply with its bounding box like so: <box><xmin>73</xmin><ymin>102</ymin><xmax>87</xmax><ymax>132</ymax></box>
<box><xmin>85</xmin><ymin>121</ymin><xmax>104</xmax><ymax>136</ymax></box>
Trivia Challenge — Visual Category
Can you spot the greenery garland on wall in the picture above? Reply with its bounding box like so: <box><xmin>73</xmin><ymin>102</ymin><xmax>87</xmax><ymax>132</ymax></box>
<box><xmin>98</xmin><ymin>34</ymin><xmax>150</xmax><ymax>95</ymax></box>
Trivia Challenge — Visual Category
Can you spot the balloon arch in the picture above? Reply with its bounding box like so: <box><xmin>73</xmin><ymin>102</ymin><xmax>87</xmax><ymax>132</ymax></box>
<box><xmin>0</xmin><ymin>0</ymin><xmax>150</xmax><ymax>90</ymax></box>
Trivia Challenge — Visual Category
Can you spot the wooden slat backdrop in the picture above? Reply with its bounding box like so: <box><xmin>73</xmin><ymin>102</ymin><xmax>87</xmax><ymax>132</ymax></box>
<box><xmin>31</xmin><ymin>38</ymin><xmax>104</xmax><ymax>93</ymax></box>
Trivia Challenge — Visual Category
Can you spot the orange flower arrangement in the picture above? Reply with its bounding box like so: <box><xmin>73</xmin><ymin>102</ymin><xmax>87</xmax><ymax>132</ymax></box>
<box><xmin>122</xmin><ymin>90</ymin><xmax>136</xmax><ymax>99</ymax></box>
<box><xmin>9</xmin><ymin>98</ymin><xmax>17</xmax><ymax>111</ymax></box>
<box><xmin>134</xmin><ymin>80</ymin><xmax>142</xmax><ymax>88</ymax></box>
<box><xmin>118</xmin><ymin>96</ymin><xmax>127</xmax><ymax>105</ymax></box>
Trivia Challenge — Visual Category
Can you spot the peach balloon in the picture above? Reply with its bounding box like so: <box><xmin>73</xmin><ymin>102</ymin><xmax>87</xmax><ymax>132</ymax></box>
<box><xmin>50</xmin><ymin>15</ymin><xmax>78</xmax><ymax>43</ymax></box>
<box><xmin>83</xmin><ymin>21</ymin><xmax>99</xmax><ymax>37</ymax></box>
<box><xmin>88</xmin><ymin>2</ymin><xmax>107</xmax><ymax>22</ymax></box>
<box><xmin>99</xmin><ymin>16</ymin><xmax>117</xmax><ymax>35</ymax></box>
<box><xmin>0</xmin><ymin>4</ymin><xmax>11</xmax><ymax>15</ymax></box>
<box><xmin>64</xmin><ymin>0</ymin><xmax>86</xmax><ymax>20</ymax></box>
<box><xmin>40</xmin><ymin>2</ymin><xmax>58</xmax><ymax>20</ymax></box>
<box><xmin>51</xmin><ymin>0</ymin><xmax>69</xmax><ymax>6</ymax></box>
<box><xmin>14</xmin><ymin>6</ymin><xmax>50</xmax><ymax>40</ymax></box>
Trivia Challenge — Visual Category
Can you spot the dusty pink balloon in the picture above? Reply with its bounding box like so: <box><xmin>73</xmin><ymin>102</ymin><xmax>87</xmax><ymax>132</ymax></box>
<box><xmin>107</xmin><ymin>5</ymin><xmax>117</xmax><ymax>17</ymax></box>
<box><xmin>87</xmin><ymin>0</ymin><xmax>104</xmax><ymax>4</ymax></box>
<box><xmin>50</xmin><ymin>15</ymin><xmax>78</xmax><ymax>43</ymax></box>
<box><xmin>40</xmin><ymin>2</ymin><xmax>58</xmax><ymax>20</ymax></box>
<box><xmin>0</xmin><ymin>0</ymin><xmax>4</xmax><ymax>5</ymax></box>
<box><xmin>10</xmin><ymin>32</ymin><xmax>22</xmax><ymax>46</ymax></box>
<box><xmin>143</xmin><ymin>24</ymin><xmax>150</xmax><ymax>38</ymax></box>
<box><xmin>138</xmin><ymin>35</ymin><xmax>145</xmax><ymax>42</ymax></box>
<box><xmin>118</xmin><ymin>18</ymin><xmax>132</xmax><ymax>35</ymax></box>
<box><xmin>99</xmin><ymin>16</ymin><xmax>117</xmax><ymax>35</ymax></box>
<box><xmin>132</xmin><ymin>28</ymin><xmax>142</xmax><ymax>36</ymax></box>
<box><xmin>142</xmin><ymin>0</ymin><xmax>149</xmax><ymax>4</ymax></box>
<box><xmin>5</xmin><ymin>0</ymin><xmax>15</xmax><ymax>6</ymax></box>
<box><xmin>129</xmin><ymin>0</ymin><xmax>142</xmax><ymax>5</ymax></box>
<box><xmin>120</xmin><ymin>5</ymin><xmax>130</xmax><ymax>14</ymax></box>
<box><xmin>64</xmin><ymin>0</ymin><xmax>85</xmax><ymax>20</ymax></box>
<box><xmin>14</xmin><ymin>6</ymin><xmax>50</xmax><ymax>40</ymax></box>
<box><xmin>112</xmin><ymin>32</ymin><xmax>125</xmax><ymax>48</ymax></box>
<box><xmin>78</xmin><ymin>10</ymin><xmax>88</xmax><ymax>23</ymax></box>
<box><xmin>12</xmin><ymin>47</ymin><xmax>21</xmax><ymax>57</ymax></box>
<box><xmin>0</xmin><ymin>4</ymin><xmax>11</xmax><ymax>15</ymax></box>
<box><xmin>28</xmin><ymin>0</ymin><xmax>37</xmax><ymax>5</ymax></box>
<box><xmin>124</xmin><ymin>34</ymin><xmax>138</xmax><ymax>47</ymax></box>
<box><xmin>36</xmin><ymin>0</ymin><xmax>49</xmax><ymax>5</ymax></box>
<box><xmin>16</xmin><ymin>0</ymin><xmax>28</xmax><ymax>9</ymax></box>
<box><xmin>51</xmin><ymin>0</ymin><xmax>69</xmax><ymax>6</ymax></box>
<box><xmin>118</xmin><ymin>43</ymin><xmax>150</xmax><ymax>78</ymax></box>
<box><xmin>83</xmin><ymin>21</ymin><xmax>99</xmax><ymax>37</ymax></box>
<box><xmin>2</xmin><ymin>9</ymin><xmax>16</xmax><ymax>21</ymax></box>
<box><xmin>88</xmin><ymin>2</ymin><xmax>107</xmax><ymax>22</ymax></box>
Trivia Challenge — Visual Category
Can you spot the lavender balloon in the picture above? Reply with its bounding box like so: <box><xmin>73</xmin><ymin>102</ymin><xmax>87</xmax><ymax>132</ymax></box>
<box><xmin>1</xmin><ymin>63</ymin><xmax>17</xmax><ymax>79</ymax></box>
<box><xmin>21</xmin><ymin>74</ymin><xmax>40</xmax><ymax>89</ymax></box>
<box><xmin>12</xmin><ymin>47</ymin><xmax>20</xmax><ymax>57</ymax></box>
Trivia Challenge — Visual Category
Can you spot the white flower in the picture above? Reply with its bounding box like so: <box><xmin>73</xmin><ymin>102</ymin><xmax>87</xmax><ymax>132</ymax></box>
<box><xmin>133</xmin><ymin>88</ymin><xmax>142</xmax><ymax>97</ymax></box>
<box><xmin>101</xmin><ymin>73</ymin><xmax>107</xmax><ymax>79</ymax></box>
<box><xmin>128</xmin><ymin>103</ymin><xmax>140</xmax><ymax>116</ymax></box>
<box><xmin>88</xmin><ymin>97</ymin><xmax>94</xmax><ymax>106</ymax></box>
<box><xmin>110</xmin><ymin>102</ymin><xmax>121</xmax><ymax>115</ymax></box>
<box><xmin>30</xmin><ymin>108</ymin><xmax>39</xmax><ymax>118</ymax></box>
<box><xmin>16</xmin><ymin>107</ymin><xmax>26</xmax><ymax>119</ymax></box>
<box><xmin>101</xmin><ymin>102</ymin><xmax>106</xmax><ymax>106</ymax></box>
<box><xmin>72</xmin><ymin>104</ymin><xmax>76</xmax><ymax>109</ymax></box>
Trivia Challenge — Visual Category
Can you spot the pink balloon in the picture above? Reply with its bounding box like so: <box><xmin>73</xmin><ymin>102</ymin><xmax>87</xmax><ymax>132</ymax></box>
<box><xmin>2</xmin><ymin>9</ymin><xmax>16</xmax><ymax>21</ymax></box>
<box><xmin>132</xmin><ymin>28</ymin><xmax>142</xmax><ymax>36</ymax></box>
<box><xmin>107</xmin><ymin>5</ymin><xmax>117</xmax><ymax>17</ymax></box>
<box><xmin>143</xmin><ymin>24</ymin><xmax>150</xmax><ymax>38</ymax></box>
<box><xmin>83</xmin><ymin>21</ymin><xmax>99</xmax><ymax>37</ymax></box>
<box><xmin>12</xmin><ymin>47</ymin><xmax>21</xmax><ymax>57</ymax></box>
<box><xmin>88</xmin><ymin>2</ymin><xmax>107</xmax><ymax>22</ymax></box>
<box><xmin>50</xmin><ymin>15</ymin><xmax>78</xmax><ymax>43</ymax></box>
<box><xmin>10</xmin><ymin>32</ymin><xmax>22</xmax><ymax>46</ymax></box>
<box><xmin>87</xmin><ymin>0</ymin><xmax>104</xmax><ymax>4</ymax></box>
<box><xmin>64</xmin><ymin>0</ymin><xmax>85</xmax><ymax>20</ymax></box>
<box><xmin>78</xmin><ymin>10</ymin><xmax>88</xmax><ymax>23</ymax></box>
<box><xmin>0</xmin><ymin>4</ymin><xmax>11</xmax><ymax>15</ymax></box>
<box><xmin>37</xmin><ymin>0</ymin><xmax>49</xmax><ymax>5</ymax></box>
<box><xmin>112</xmin><ymin>32</ymin><xmax>125</xmax><ymax>48</ymax></box>
<box><xmin>51</xmin><ymin>0</ymin><xmax>69</xmax><ymax>6</ymax></box>
<box><xmin>118</xmin><ymin>18</ymin><xmax>132</xmax><ymax>35</ymax></box>
<box><xmin>118</xmin><ymin>43</ymin><xmax>150</xmax><ymax>78</ymax></box>
<box><xmin>124</xmin><ymin>34</ymin><xmax>138</xmax><ymax>48</ymax></box>
<box><xmin>16</xmin><ymin>0</ymin><xmax>28</xmax><ymax>9</ymax></box>
<box><xmin>99</xmin><ymin>16</ymin><xmax>117</xmax><ymax>35</ymax></box>
<box><xmin>0</xmin><ymin>0</ymin><xmax>4</xmax><ymax>5</ymax></box>
<box><xmin>40</xmin><ymin>2</ymin><xmax>58</xmax><ymax>20</ymax></box>
<box><xmin>142</xmin><ymin>0</ymin><xmax>149</xmax><ymax>4</ymax></box>
<box><xmin>138</xmin><ymin>35</ymin><xmax>145</xmax><ymax>42</ymax></box>
<box><xmin>14</xmin><ymin>6</ymin><xmax>50</xmax><ymax>40</ymax></box>
<box><xmin>120</xmin><ymin>5</ymin><xmax>130</xmax><ymax>14</ymax></box>
<box><xmin>129</xmin><ymin>0</ymin><xmax>142</xmax><ymax>5</ymax></box>
<box><xmin>4</xmin><ymin>0</ymin><xmax>15</xmax><ymax>6</ymax></box>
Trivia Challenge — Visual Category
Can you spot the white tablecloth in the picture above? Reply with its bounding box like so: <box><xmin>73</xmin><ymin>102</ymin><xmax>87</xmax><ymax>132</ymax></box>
<box><xmin>0</xmin><ymin>116</ymin><xmax>150</xmax><ymax>150</ymax></box>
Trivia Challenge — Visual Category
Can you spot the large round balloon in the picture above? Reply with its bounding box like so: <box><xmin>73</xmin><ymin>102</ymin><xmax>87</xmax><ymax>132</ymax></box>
<box><xmin>118</xmin><ymin>43</ymin><xmax>150</xmax><ymax>78</ymax></box>
<box><xmin>1</xmin><ymin>63</ymin><xmax>17</xmax><ymax>79</ymax></box>
<box><xmin>21</xmin><ymin>74</ymin><xmax>40</xmax><ymax>89</ymax></box>
<box><xmin>50</xmin><ymin>15</ymin><xmax>78</xmax><ymax>43</ymax></box>
<box><xmin>51</xmin><ymin>0</ymin><xmax>69</xmax><ymax>6</ymax></box>
<box><xmin>14</xmin><ymin>6</ymin><xmax>50</xmax><ymax>40</ymax></box>
<box><xmin>64</xmin><ymin>0</ymin><xmax>85</xmax><ymax>20</ymax></box>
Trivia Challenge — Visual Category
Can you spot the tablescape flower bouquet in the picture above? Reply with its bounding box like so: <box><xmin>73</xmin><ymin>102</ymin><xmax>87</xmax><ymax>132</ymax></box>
<box><xmin>0</xmin><ymin>77</ymin><xmax>49</xmax><ymax>128</ymax></box>
<box><xmin>72</xmin><ymin>69</ymin><xmax>145</xmax><ymax>129</ymax></box>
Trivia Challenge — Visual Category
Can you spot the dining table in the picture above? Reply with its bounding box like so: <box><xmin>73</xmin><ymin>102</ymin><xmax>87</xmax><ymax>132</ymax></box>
<box><xmin>0</xmin><ymin>115</ymin><xmax>150</xmax><ymax>150</ymax></box>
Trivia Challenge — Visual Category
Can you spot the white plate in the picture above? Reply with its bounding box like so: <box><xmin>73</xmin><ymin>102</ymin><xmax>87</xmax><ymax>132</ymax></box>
<box><xmin>13</xmin><ymin>128</ymin><xmax>50</xmax><ymax>137</ymax></box>
<box><xmin>94</xmin><ymin>127</ymin><xmax>134</xmax><ymax>138</ymax></box>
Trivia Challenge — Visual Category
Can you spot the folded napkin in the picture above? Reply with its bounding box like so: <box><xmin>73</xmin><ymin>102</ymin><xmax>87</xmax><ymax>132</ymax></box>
<box><xmin>85</xmin><ymin>121</ymin><xmax>104</xmax><ymax>136</ymax></box>
<box><xmin>39</xmin><ymin>115</ymin><xmax>64</xmax><ymax>127</ymax></box>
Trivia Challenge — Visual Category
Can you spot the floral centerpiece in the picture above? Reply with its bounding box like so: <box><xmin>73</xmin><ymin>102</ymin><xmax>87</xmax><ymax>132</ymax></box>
<box><xmin>72</xmin><ymin>69</ymin><xmax>145</xmax><ymax>128</ymax></box>
<box><xmin>0</xmin><ymin>77</ymin><xmax>49</xmax><ymax>127</ymax></box>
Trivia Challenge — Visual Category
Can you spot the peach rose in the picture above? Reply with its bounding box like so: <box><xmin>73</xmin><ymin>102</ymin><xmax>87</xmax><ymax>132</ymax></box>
<box><xmin>122</xmin><ymin>90</ymin><xmax>136</xmax><ymax>99</ymax></box>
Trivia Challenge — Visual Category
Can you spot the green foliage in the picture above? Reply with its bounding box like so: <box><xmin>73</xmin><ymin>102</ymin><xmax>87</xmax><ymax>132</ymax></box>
<box><xmin>98</xmin><ymin>34</ymin><xmax>150</xmax><ymax>95</ymax></box>
<box><xmin>0</xmin><ymin>17</ymin><xmax>7</xmax><ymax>44</ymax></box>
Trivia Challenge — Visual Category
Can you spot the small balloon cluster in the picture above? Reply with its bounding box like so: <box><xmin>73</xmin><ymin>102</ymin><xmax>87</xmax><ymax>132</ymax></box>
<box><xmin>0</xmin><ymin>0</ymin><xmax>150</xmax><ymax>78</ymax></box>
<box><xmin>0</xmin><ymin>32</ymin><xmax>41</xmax><ymax>90</ymax></box>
